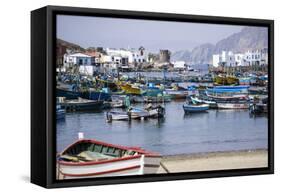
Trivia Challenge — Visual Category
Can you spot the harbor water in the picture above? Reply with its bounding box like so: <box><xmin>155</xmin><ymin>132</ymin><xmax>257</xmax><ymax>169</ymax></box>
<box><xmin>57</xmin><ymin>100</ymin><xmax>268</xmax><ymax>156</ymax></box>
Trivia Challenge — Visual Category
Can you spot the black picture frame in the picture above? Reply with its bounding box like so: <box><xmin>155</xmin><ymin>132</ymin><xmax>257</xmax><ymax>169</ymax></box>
<box><xmin>31</xmin><ymin>5</ymin><xmax>274</xmax><ymax>188</ymax></box>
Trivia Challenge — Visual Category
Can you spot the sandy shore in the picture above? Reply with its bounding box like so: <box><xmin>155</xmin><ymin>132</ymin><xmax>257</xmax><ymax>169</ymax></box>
<box><xmin>157</xmin><ymin>149</ymin><xmax>268</xmax><ymax>173</ymax></box>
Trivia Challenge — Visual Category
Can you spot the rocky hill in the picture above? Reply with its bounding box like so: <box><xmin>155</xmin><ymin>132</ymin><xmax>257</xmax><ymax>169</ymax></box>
<box><xmin>57</xmin><ymin>38</ymin><xmax>85</xmax><ymax>52</ymax></box>
<box><xmin>171</xmin><ymin>26</ymin><xmax>268</xmax><ymax>64</ymax></box>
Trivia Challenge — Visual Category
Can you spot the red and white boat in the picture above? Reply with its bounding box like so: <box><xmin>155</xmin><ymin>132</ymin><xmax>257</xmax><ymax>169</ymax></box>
<box><xmin>57</xmin><ymin>139</ymin><xmax>162</xmax><ymax>179</ymax></box>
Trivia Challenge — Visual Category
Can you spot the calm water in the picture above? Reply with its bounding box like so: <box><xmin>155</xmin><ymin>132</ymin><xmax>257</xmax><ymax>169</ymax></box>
<box><xmin>57</xmin><ymin>101</ymin><xmax>268</xmax><ymax>155</ymax></box>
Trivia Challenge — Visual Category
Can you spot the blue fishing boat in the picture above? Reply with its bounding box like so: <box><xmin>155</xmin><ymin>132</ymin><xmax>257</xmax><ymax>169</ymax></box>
<box><xmin>183</xmin><ymin>102</ymin><xmax>209</xmax><ymax>113</ymax></box>
<box><xmin>87</xmin><ymin>90</ymin><xmax>111</xmax><ymax>101</ymax></box>
<box><xmin>207</xmin><ymin>85</ymin><xmax>249</xmax><ymax>94</ymax></box>
<box><xmin>57</xmin><ymin>87</ymin><xmax>81</xmax><ymax>99</ymax></box>
<box><xmin>59</xmin><ymin>98</ymin><xmax>104</xmax><ymax>112</ymax></box>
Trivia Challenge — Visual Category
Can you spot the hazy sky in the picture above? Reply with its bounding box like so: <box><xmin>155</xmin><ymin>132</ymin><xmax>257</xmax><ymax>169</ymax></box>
<box><xmin>57</xmin><ymin>15</ymin><xmax>244</xmax><ymax>52</ymax></box>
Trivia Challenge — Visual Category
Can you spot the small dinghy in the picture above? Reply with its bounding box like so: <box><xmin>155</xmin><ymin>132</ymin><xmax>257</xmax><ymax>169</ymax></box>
<box><xmin>144</xmin><ymin>104</ymin><xmax>165</xmax><ymax>118</ymax></box>
<box><xmin>57</xmin><ymin>139</ymin><xmax>162</xmax><ymax>179</ymax></box>
<box><xmin>127</xmin><ymin>107</ymin><xmax>150</xmax><ymax>119</ymax></box>
<box><xmin>183</xmin><ymin>102</ymin><xmax>209</xmax><ymax>113</ymax></box>
<box><xmin>106</xmin><ymin>111</ymin><xmax>130</xmax><ymax>121</ymax></box>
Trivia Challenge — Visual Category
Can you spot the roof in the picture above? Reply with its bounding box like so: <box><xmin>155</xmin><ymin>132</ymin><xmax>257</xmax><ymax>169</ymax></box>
<box><xmin>68</xmin><ymin>53</ymin><xmax>92</xmax><ymax>58</ymax></box>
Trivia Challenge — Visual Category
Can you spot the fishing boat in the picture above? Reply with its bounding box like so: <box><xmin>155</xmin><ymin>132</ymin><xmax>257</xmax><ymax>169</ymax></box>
<box><xmin>214</xmin><ymin>75</ymin><xmax>239</xmax><ymax>85</ymax></box>
<box><xmin>87</xmin><ymin>89</ymin><xmax>111</xmax><ymax>101</ymax></box>
<box><xmin>164</xmin><ymin>89</ymin><xmax>189</xmax><ymax>99</ymax></box>
<box><xmin>119</xmin><ymin>83</ymin><xmax>142</xmax><ymax>95</ymax></box>
<box><xmin>57</xmin><ymin>139</ymin><xmax>162</xmax><ymax>179</ymax></box>
<box><xmin>190</xmin><ymin>96</ymin><xmax>217</xmax><ymax>108</ymax></box>
<box><xmin>144</xmin><ymin>104</ymin><xmax>165</xmax><ymax>118</ymax></box>
<box><xmin>239</xmin><ymin>77</ymin><xmax>252</xmax><ymax>85</ymax></box>
<box><xmin>132</xmin><ymin>95</ymin><xmax>171</xmax><ymax>103</ymax></box>
<box><xmin>109</xmin><ymin>100</ymin><xmax>124</xmax><ymax>108</ymax></box>
<box><xmin>57</xmin><ymin>87</ymin><xmax>81</xmax><ymax>100</ymax></box>
<box><xmin>59</xmin><ymin>97</ymin><xmax>104</xmax><ymax>112</ymax></box>
<box><xmin>205</xmin><ymin>92</ymin><xmax>248</xmax><ymax>102</ymax></box>
<box><xmin>216</xmin><ymin>102</ymin><xmax>249</xmax><ymax>109</ymax></box>
<box><xmin>127</xmin><ymin>107</ymin><xmax>150</xmax><ymax>119</ymax></box>
<box><xmin>56</xmin><ymin>105</ymin><xmax>66</xmax><ymax>120</ymax></box>
<box><xmin>106</xmin><ymin>111</ymin><xmax>130</xmax><ymax>121</ymax></box>
<box><xmin>183</xmin><ymin>102</ymin><xmax>209</xmax><ymax>113</ymax></box>
<box><xmin>249</xmin><ymin>97</ymin><xmax>268</xmax><ymax>114</ymax></box>
<box><xmin>207</xmin><ymin>85</ymin><xmax>249</xmax><ymax>95</ymax></box>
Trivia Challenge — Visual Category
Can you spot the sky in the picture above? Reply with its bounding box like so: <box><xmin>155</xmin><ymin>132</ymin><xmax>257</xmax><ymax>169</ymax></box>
<box><xmin>57</xmin><ymin>15</ymin><xmax>244</xmax><ymax>53</ymax></box>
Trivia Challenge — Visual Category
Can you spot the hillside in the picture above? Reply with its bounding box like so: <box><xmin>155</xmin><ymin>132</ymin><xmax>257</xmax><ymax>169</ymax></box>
<box><xmin>171</xmin><ymin>26</ymin><xmax>268</xmax><ymax>64</ymax></box>
<box><xmin>57</xmin><ymin>38</ymin><xmax>85</xmax><ymax>52</ymax></box>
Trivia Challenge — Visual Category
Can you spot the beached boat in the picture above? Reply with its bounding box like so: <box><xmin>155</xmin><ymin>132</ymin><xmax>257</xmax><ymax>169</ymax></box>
<box><xmin>57</xmin><ymin>139</ymin><xmax>162</xmax><ymax>179</ymax></box>
<box><xmin>183</xmin><ymin>103</ymin><xmax>209</xmax><ymax>113</ymax></box>
<box><xmin>106</xmin><ymin>111</ymin><xmax>130</xmax><ymax>121</ymax></box>
<box><xmin>56</xmin><ymin>105</ymin><xmax>66</xmax><ymax>120</ymax></box>
<box><xmin>59</xmin><ymin>97</ymin><xmax>104</xmax><ymax>112</ymax></box>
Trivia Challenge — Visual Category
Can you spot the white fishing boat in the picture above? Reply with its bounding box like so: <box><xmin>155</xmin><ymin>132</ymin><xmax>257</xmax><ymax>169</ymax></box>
<box><xmin>145</xmin><ymin>104</ymin><xmax>165</xmax><ymax>118</ymax></box>
<box><xmin>57</xmin><ymin>139</ymin><xmax>162</xmax><ymax>179</ymax></box>
<box><xmin>217</xmin><ymin>102</ymin><xmax>249</xmax><ymax>109</ymax></box>
<box><xmin>190</xmin><ymin>96</ymin><xmax>217</xmax><ymax>108</ymax></box>
<box><xmin>128</xmin><ymin>107</ymin><xmax>150</xmax><ymax>119</ymax></box>
<box><xmin>106</xmin><ymin>111</ymin><xmax>129</xmax><ymax>121</ymax></box>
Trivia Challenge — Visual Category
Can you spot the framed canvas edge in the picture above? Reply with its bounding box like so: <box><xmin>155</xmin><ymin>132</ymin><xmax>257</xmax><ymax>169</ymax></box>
<box><xmin>31</xmin><ymin>5</ymin><xmax>274</xmax><ymax>188</ymax></box>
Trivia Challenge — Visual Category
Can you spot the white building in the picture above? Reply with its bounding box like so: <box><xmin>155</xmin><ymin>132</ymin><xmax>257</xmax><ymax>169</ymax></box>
<box><xmin>106</xmin><ymin>47</ymin><xmax>147</xmax><ymax>64</ymax></box>
<box><xmin>212</xmin><ymin>51</ymin><xmax>238</xmax><ymax>67</ymax></box>
<box><xmin>213</xmin><ymin>49</ymin><xmax>268</xmax><ymax>68</ymax></box>
<box><xmin>244</xmin><ymin>50</ymin><xmax>268</xmax><ymax>66</ymax></box>
<box><xmin>63</xmin><ymin>53</ymin><xmax>92</xmax><ymax>67</ymax></box>
<box><xmin>172</xmin><ymin>61</ymin><xmax>186</xmax><ymax>69</ymax></box>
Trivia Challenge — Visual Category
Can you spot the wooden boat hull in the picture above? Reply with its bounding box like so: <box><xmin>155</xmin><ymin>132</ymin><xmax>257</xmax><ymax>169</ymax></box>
<box><xmin>58</xmin><ymin>155</ymin><xmax>161</xmax><ymax>179</ymax></box>
<box><xmin>57</xmin><ymin>139</ymin><xmax>162</xmax><ymax>179</ymax></box>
